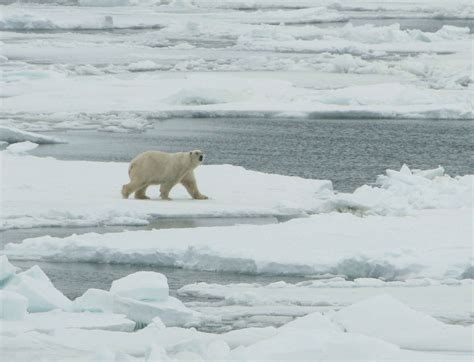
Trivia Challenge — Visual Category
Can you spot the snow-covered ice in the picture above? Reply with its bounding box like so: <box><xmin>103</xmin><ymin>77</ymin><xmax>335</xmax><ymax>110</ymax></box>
<box><xmin>3</xmin><ymin>265</ymin><xmax>72</xmax><ymax>313</ymax></box>
<box><xmin>1</xmin><ymin>1</ymin><xmax>472</xmax><ymax>359</ymax></box>
<box><xmin>1</xmin><ymin>151</ymin><xmax>470</xmax><ymax>230</ymax></box>
<box><xmin>112</xmin><ymin>293</ymin><xmax>200</xmax><ymax>326</ymax></box>
<box><xmin>2</xmin><ymin>73</ymin><xmax>471</xmax><ymax>123</ymax></box>
<box><xmin>178</xmin><ymin>279</ymin><xmax>474</xmax><ymax>327</ymax></box>
<box><xmin>110</xmin><ymin>271</ymin><xmax>169</xmax><ymax>302</ymax></box>
<box><xmin>0</xmin><ymin>151</ymin><xmax>332</xmax><ymax>230</ymax></box>
<box><xmin>0</xmin><ymin>1</ymin><xmax>472</xmax><ymax>134</ymax></box>
<box><xmin>5</xmin><ymin>141</ymin><xmax>38</xmax><ymax>154</ymax></box>
<box><xmin>332</xmin><ymin>294</ymin><xmax>473</xmax><ymax>352</ymax></box>
<box><xmin>1</xmin><ymin>257</ymin><xmax>472</xmax><ymax>360</ymax></box>
<box><xmin>5</xmin><ymin>207</ymin><xmax>471</xmax><ymax>280</ymax></box>
<box><xmin>0</xmin><ymin>255</ymin><xmax>18</xmax><ymax>282</ymax></box>
<box><xmin>1</xmin><ymin>310</ymin><xmax>136</xmax><ymax>336</ymax></box>
<box><xmin>3</xmin><ymin>151</ymin><xmax>471</xmax><ymax>280</ymax></box>
<box><xmin>0</xmin><ymin>126</ymin><xmax>65</xmax><ymax>145</ymax></box>
<box><xmin>72</xmin><ymin>270</ymin><xmax>199</xmax><ymax>327</ymax></box>
<box><xmin>0</xmin><ymin>290</ymin><xmax>28</xmax><ymax>321</ymax></box>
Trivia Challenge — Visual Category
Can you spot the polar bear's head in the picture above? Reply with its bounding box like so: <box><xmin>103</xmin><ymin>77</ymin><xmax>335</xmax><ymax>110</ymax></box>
<box><xmin>189</xmin><ymin>150</ymin><xmax>204</xmax><ymax>167</ymax></box>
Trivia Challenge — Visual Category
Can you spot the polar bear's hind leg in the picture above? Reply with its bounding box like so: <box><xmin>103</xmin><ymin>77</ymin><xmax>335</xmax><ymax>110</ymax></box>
<box><xmin>122</xmin><ymin>180</ymin><xmax>145</xmax><ymax>199</ymax></box>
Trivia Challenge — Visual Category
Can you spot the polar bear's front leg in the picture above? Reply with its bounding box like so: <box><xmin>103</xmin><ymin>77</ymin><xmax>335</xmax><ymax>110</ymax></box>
<box><xmin>181</xmin><ymin>171</ymin><xmax>208</xmax><ymax>200</ymax></box>
<box><xmin>160</xmin><ymin>183</ymin><xmax>174</xmax><ymax>200</ymax></box>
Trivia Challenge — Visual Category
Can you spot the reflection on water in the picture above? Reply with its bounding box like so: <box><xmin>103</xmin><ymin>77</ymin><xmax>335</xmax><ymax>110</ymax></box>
<box><xmin>0</xmin><ymin>216</ymin><xmax>279</xmax><ymax>248</ymax></box>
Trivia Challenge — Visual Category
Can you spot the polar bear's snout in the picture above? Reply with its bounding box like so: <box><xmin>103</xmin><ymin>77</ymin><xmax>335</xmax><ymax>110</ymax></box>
<box><xmin>199</xmin><ymin>155</ymin><xmax>204</xmax><ymax>161</ymax></box>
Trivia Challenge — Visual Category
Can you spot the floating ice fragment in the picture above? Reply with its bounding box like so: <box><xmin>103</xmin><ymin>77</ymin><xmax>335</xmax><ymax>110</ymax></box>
<box><xmin>110</xmin><ymin>271</ymin><xmax>169</xmax><ymax>302</ymax></box>
<box><xmin>6</xmin><ymin>141</ymin><xmax>38</xmax><ymax>154</ymax></box>
<box><xmin>4</xmin><ymin>266</ymin><xmax>71</xmax><ymax>312</ymax></box>
<box><xmin>0</xmin><ymin>291</ymin><xmax>28</xmax><ymax>320</ymax></box>
<box><xmin>72</xmin><ymin>288</ymin><xmax>114</xmax><ymax>313</ymax></box>
<box><xmin>0</xmin><ymin>255</ymin><xmax>18</xmax><ymax>283</ymax></box>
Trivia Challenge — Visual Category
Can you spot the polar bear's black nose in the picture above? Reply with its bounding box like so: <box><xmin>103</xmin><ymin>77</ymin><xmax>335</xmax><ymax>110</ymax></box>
<box><xmin>199</xmin><ymin>155</ymin><xmax>203</xmax><ymax>161</ymax></box>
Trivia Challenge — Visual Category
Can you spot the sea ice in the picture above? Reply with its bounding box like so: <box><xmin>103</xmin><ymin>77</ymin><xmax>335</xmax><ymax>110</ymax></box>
<box><xmin>6</xmin><ymin>141</ymin><xmax>38</xmax><ymax>154</ymax></box>
<box><xmin>0</xmin><ymin>290</ymin><xmax>28</xmax><ymax>321</ymax></box>
<box><xmin>72</xmin><ymin>288</ymin><xmax>115</xmax><ymax>313</ymax></box>
<box><xmin>6</xmin><ymin>207</ymin><xmax>470</xmax><ymax>280</ymax></box>
<box><xmin>179</xmin><ymin>279</ymin><xmax>473</xmax><ymax>329</ymax></box>
<box><xmin>1</xmin><ymin>310</ymin><xmax>135</xmax><ymax>336</ymax></box>
<box><xmin>332</xmin><ymin>294</ymin><xmax>474</xmax><ymax>352</ymax></box>
<box><xmin>113</xmin><ymin>294</ymin><xmax>200</xmax><ymax>327</ymax></box>
<box><xmin>73</xmin><ymin>273</ymin><xmax>199</xmax><ymax>327</ymax></box>
<box><xmin>0</xmin><ymin>255</ymin><xmax>18</xmax><ymax>283</ymax></box>
<box><xmin>3</xmin><ymin>265</ymin><xmax>72</xmax><ymax>313</ymax></box>
<box><xmin>0</xmin><ymin>152</ymin><xmax>332</xmax><ymax>230</ymax></box>
<box><xmin>110</xmin><ymin>271</ymin><xmax>169</xmax><ymax>302</ymax></box>
<box><xmin>0</xmin><ymin>126</ymin><xmax>65</xmax><ymax>144</ymax></box>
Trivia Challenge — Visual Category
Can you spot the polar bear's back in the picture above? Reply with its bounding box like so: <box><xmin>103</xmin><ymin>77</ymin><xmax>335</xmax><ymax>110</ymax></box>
<box><xmin>129</xmin><ymin>151</ymin><xmax>190</xmax><ymax>184</ymax></box>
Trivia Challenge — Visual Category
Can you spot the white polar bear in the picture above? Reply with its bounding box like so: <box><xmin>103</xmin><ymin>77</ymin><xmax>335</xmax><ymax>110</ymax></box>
<box><xmin>121</xmin><ymin>150</ymin><xmax>208</xmax><ymax>201</ymax></box>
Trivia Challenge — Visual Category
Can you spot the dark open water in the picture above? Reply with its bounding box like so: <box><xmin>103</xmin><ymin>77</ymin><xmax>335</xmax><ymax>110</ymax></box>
<box><xmin>30</xmin><ymin>118</ymin><xmax>473</xmax><ymax>192</ymax></box>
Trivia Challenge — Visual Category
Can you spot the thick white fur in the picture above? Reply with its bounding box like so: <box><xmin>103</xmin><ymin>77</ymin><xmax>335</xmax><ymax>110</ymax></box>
<box><xmin>121</xmin><ymin>150</ymin><xmax>208</xmax><ymax>200</ymax></box>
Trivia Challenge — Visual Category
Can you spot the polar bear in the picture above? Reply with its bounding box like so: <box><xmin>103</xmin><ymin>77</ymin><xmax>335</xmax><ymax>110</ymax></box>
<box><xmin>121</xmin><ymin>150</ymin><xmax>208</xmax><ymax>201</ymax></box>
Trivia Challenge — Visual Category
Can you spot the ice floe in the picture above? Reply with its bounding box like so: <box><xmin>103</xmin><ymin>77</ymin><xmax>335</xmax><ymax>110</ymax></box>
<box><xmin>179</xmin><ymin>278</ymin><xmax>474</xmax><ymax>330</ymax></box>
<box><xmin>110</xmin><ymin>271</ymin><xmax>169</xmax><ymax>302</ymax></box>
<box><xmin>1</xmin><ymin>1</ymin><xmax>472</xmax><ymax>133</ymax></box>
<box><xmin>0</xmin><ymin>255</ymin><xmax>18</xmax><ymax>282</ymax></box>
<box><xmin>2</xmin><ymin>152</ymin><xmax>471</xmax><ymax>279</ymax></box>
<box><xmin>0</xmin><ymin>126</ymin><xmax>65</xmax><ymax>145</ymax></box>
<box><xmin>1</xmin><ymin>310</ymin><xmax>136</xmax><ymax>336</ymax></box>
<box><xmin>332</xmin><ymin>294</ymin><xmax>473</xmax><ymax>352</ymax></box>
<box><xmin>0</xmin><ymin>151</ymin><xmax>332</xmax><ymax>230</ymax></box>
<box><xmin>73</xmin><ymin>271</ymin><xmax>200</xmax><ymax>327</ymax></box>
<box><xmin>5</xmin><ymin>208</ymin><xmax>471</xmax><ymax>280</ymax></box>
<box><xmin>4</xmin><ymin>265</ymin><xmax>72</xmax><ymax>312</ymax></box>
<box><xmin>6</xmin><ymin>141</ymin><xmax>38</xmax><ymax>154</ymax></box>
<box><xmin>0</xmin><ymin>290</ymin><xmax>28</xmax><ymax>321</ymax></box>
<box><xmin>2</xmin><ymin>72</ymin><xmax>471</xmax><ymax>119</ymax></box>
<box><xmin>1</xmin><ymin>149</ymin><xmax>471</xmax><ymax>229</ymax></box>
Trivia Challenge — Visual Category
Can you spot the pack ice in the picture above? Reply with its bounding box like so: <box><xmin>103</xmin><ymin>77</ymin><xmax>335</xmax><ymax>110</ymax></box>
<box><xmin>3</xmin><ymin>151</ymin><xmax>471</xmax><ymax>280</ymax></box>
<box><xmin>1</xmin><ymin>256</ymin><xmax>472</xmax><ymax>361</ymax></box>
